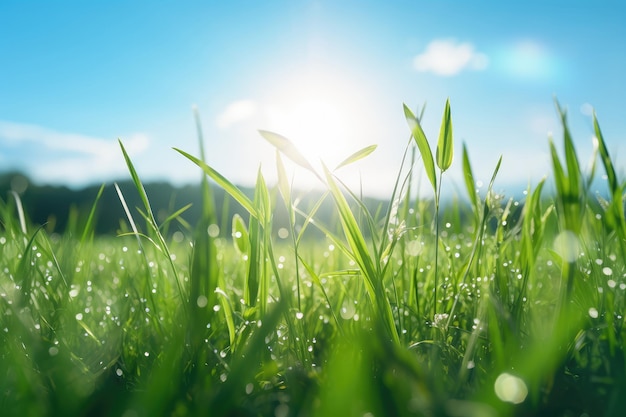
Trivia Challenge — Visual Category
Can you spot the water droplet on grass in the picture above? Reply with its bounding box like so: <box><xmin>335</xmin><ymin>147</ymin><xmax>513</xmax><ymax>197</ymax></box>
<box><xmin>340</xmin><ymin>301</ymin><xmax>355</xmax><ymax>320</ymax></box>
<box><xmin>197</xmin><ymin>295</ymin><xmax>208</xmax><ymax>308</ymax></box>
<box><xmin>588</xmin><ymin>307</ymin><xmax>599</xmax><ymax>318</ymax></box>
<box><xmin>295</xmin><ymin>312</ymin><xmax>304</xmax><ymax>320</ymax></box>
<box><xmin>208</xmin><ymin>224</ymin><xmax>220</xmax><ymax>237</ymax></box>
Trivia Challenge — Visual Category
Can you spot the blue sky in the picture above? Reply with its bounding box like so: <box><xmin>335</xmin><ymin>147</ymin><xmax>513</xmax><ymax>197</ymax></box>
<box><xmin>1</xmin><ymin>1</ymin><xmax>625</xmax><ymax>198</ymax></box>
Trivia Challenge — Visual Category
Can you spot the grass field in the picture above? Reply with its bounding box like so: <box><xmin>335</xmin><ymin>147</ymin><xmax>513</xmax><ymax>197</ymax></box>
<box><xmin>1</xmin><ymin>101</ymin><xmax>625</xmax><ymax>416</ymax></box>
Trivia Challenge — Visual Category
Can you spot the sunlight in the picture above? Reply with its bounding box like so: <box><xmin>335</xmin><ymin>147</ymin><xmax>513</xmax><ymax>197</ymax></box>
<box><xmin>264</xmin><ymin>71</ymin><xmax>370</xmax><ymax>172</ymax></box>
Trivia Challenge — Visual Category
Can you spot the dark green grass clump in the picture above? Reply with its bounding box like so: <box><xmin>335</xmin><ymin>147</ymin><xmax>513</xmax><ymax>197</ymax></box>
<box><xmin>1</xmin><ymin>101</ymin><xmax>625</xmax><ymax>416</ymax></box>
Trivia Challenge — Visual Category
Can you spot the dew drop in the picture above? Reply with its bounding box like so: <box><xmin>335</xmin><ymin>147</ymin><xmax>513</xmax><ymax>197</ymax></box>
<box><xmin>197</xmin><ymin>295</ymin><xmax>208</xmax><ymax>308</ymax></box>
<box><xmin>208</xmin><ymin>224</ymin><xmax>220</xmax><ymax>237</ymax></box>
<box><xmin>340</xmin><ymin>301</ymin><xmax>356</xmax><ymax>320</ymax></box>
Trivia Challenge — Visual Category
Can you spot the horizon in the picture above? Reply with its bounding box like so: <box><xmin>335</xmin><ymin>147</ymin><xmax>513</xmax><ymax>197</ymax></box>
<box><xmin>1</xmin><ymin>1</ymin><xmax>625</xmax><ymax>200</ymax></box>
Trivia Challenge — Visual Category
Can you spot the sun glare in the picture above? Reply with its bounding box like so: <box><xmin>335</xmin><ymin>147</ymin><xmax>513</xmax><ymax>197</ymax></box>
<box><xmin>264</xmin><ymin>72</ymin><xmax>370</xmax><ymax>171</ymax></box>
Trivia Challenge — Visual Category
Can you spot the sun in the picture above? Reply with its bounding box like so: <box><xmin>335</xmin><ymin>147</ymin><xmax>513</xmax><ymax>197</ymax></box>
<box><xmin>263</xmin><ymin>71</ymin><xmax>370</xmax><ymax>172</ymax></box>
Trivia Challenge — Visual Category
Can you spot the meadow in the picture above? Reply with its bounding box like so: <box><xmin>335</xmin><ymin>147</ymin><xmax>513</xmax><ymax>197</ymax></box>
<box><xmin>1</xmin><ymin>100</ymin><xmax>625</xmax><ymax>416</ymax></box>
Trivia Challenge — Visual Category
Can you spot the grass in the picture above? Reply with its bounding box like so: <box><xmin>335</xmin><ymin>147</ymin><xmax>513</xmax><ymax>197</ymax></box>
<box><xmin>1</xmin><ymin>99</ymin><xmax>626</xmax><ymax>416</ymax></box>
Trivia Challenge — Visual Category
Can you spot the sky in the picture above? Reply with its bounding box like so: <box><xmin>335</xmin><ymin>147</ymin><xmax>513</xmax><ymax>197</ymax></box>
<box><xmin>1</xmin><ymin>1</ymin><xmax>625</xmax><ymax>199</ymax></box>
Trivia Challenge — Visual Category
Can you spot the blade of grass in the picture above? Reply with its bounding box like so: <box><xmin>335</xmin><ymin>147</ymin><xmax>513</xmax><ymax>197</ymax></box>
<box><xmin>593</xmin><ymin>111</ymin><xmax>618</xmax><ymax>195</ymax></box>
<box><xmin>436</xmin><ymin>98</ymin><xmax>454</xmax><ymax>172</ymax></box>
<box><xmin>80</xmin><ymin>183</ymin><xmax>105</xmax><ymax>244</ymax></box>
<box><xmin>119</xmin><ymin>142</ymin><xmax>187</xmax><ymax>305</ymax></box>
<box><xmin>259</xmin><ymin>129</ymin><xmax>323</xmax><ymax>182</ymax></box>
<box><xmin>403</xmin><ymin>104</ymin><xmax>437</xmax><ymax>193</ymax></box>
<box><xmin>174</xmin><ymin>148</ymin><xmax>259</xmax><ymax>221</ymax></box>
<box><xmin>323</xmin><ymin>163</ymin><xmax>399</xmax><ymax>344</ymax></box>
<box><xmin>462</xmin><ymin>143</ymin><xmax>479</xmax><ymax>222</ymax></box>
<box><xmin>334</xmin><ymin>144</ymin><xmax>378</xmax><ymax>171</ymax></box>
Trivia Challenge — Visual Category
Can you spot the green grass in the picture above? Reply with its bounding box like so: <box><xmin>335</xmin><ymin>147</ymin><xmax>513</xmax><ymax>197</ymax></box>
<box><xmin>1</xmin><ymin>100</ymin><xmax>626</xmax><ymax>416</ymax></box>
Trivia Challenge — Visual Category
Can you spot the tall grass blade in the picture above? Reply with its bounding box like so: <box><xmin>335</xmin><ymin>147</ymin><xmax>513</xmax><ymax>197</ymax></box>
<box><xmin>174</xmin><ymin>148</ymin><xmax>259</xmax><ymax>220</ymax></box>
<box><xmin>554</xmin><ymin>101</ymin><xmax>582</xmax><ymax>196</ymax></box>
<box><xmin>259</xmin><ymin>129</ymin><xmax>323</xmax><ymax>181</ymax></box>
<box><xmin>118</xmin><ymin>142</ymin><xmax>187</xmax><ymax>319</ymax></box>
<box><xmin>322</xmin><ymin>163</ymin><xmax>399</xmax><ymax>343</ymax></box>
<box><xmin>9</xmin><ymin>190</ymin><xmax>27</xmax><ymax>235</ymax></box>
<box><xmin>403</xmin><ymin>103</ymin><xmax>437</xmax><ymax>193</ymax></box>
<box><xmin>232</xmin><ymin>213</ymin><xmax>249</xmax><ymax>255</ymax></box>
<box><xmin>557</xmin><ymin>104</ymin><xmax>583</xmax><ymax>210</ymax></box>
<box><xmin>190</xmin><ymin>105</ymin><xmax>220</xmax><ymax>325</ymax></box>
<box><xmin>334</xmin><ymin>144</ymin><xmax>378</xmax><ymax>171</ymax></box>
<box><xmin>118</xmin><ymin>140</ymin><xmax>156</xmax><ymax>227</ymax></box>
<box><xmin>436</xmin><ymin>98</ymin><xmax>454</xmax><ymax>172</ymax></box>
<box><xmin>462</xmin><ymin>142</ymin><xmax>479</xmax><ymax>220</ymax></box>
<box><xmin>446</xmin><ymin>155</ymin><xmax>502</xmax><ymax>328</ymax></box>
<box><xmin>593</xmin><ymin>111</ymin><xmax>618</xmax><ymax>195</ymax></box>
<box><xmin>158</xmin><ymin>203</ymin><xmax>192</xmax><ymax>231</ymax></box>
<box><xmin>549</xmin><ymin>138</ymin><xmax>568</xmax><ymax>197</ymax></box>
<box><xmin>80</xmin><ymin>183</ymin><xmax>105</xmax><ymax>244</ymax></box>
<box><xmin>115</xmin><ymin>182</ymin><xmax>141</xmax><ymax>237</ymax></box>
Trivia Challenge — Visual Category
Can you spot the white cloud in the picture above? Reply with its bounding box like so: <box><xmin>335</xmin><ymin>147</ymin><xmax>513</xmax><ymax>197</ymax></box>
<box><xmin>0</xmin><ymin>120</ymin><xmax>149</xmax><ymax>186</ymax></box>
<box><xmin>413</xmin><ymin>39</ymin><xmax>488</xmax><ymax>76</ymax></box>
<box><xmin>0</xmin><ymin>120</ymin><xmax>148</xmax><ymax>156</ymax></box>
<box><xmin>216</xmin><ymin>99</ymin><xmax>258</xmax><ymax>129</ymax></box>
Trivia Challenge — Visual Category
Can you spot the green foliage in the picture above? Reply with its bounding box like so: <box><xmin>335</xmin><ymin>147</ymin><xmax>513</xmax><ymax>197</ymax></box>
<box><xmin>1</xmin><ymin>101</ymin><xmax>626</xmax><ymax>417</ymax></box>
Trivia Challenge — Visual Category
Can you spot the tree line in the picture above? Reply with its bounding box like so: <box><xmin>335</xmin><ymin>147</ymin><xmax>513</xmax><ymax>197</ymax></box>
<box><xmin>0</xmin><ymin>171</ymin><xmax>351</xmax><ymax>238</ymax></box>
